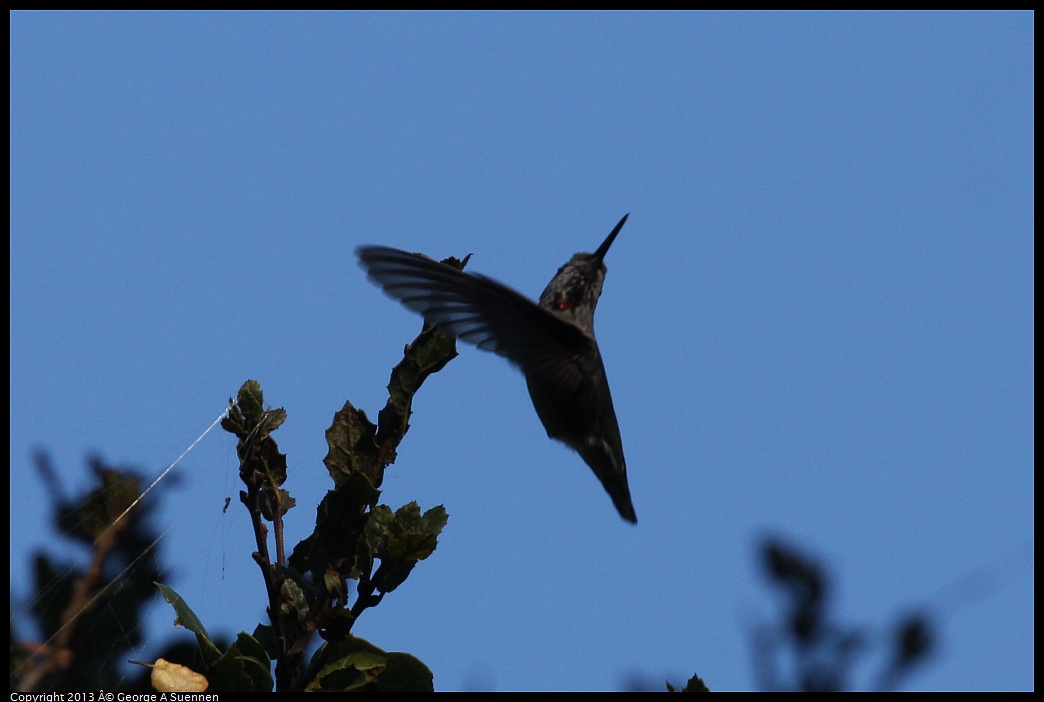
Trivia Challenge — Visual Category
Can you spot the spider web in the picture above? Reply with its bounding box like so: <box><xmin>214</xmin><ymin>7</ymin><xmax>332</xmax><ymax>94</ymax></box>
<box><xmin>10</xmin><ymin>408</ymin><xmax>231</xmax><ymax>693</ymax></box>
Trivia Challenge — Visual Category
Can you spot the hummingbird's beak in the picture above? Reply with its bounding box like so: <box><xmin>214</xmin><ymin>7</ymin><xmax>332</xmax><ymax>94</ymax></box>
<box><xmin>594</xmin><ymin>213</ymin><xmax>629</xmax><ymax>262</ymax></box>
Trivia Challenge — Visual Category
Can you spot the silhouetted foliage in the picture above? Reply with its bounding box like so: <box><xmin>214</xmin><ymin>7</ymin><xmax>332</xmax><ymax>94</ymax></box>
<box><xmin>10</xmin><ymin>453</ymin><xmax>179</xmax><ymax>691</ymax></box>
<box><xmin>751</xmin><ymin>536</ymin><xmax>934</xmax><ymax>692</ymax></box>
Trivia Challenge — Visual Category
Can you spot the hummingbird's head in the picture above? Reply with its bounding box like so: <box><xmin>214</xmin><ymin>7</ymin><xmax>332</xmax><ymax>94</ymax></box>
<box><xmin>537</xmin><ymin>214</ymin><xmax>628</xmax><ymax>334</ymax></box>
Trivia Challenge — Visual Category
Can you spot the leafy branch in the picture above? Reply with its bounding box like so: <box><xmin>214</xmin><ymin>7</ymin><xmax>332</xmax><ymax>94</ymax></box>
<box><xmin>153</xmin><ymin>254</ymin><xmax>470</xmax><ymax>692</ymax></box>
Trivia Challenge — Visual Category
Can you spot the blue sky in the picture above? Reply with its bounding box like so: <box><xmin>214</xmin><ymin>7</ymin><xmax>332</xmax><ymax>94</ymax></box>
<box><xmin>10</xmin><ymin>11</ymin><xmax>1033</xmax><ymax>691</ymax></box>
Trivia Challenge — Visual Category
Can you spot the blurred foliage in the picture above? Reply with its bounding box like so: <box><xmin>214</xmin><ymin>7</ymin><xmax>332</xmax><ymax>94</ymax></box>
<box><xmin>630</xmin><ymin>537</ymin><xmax>935</xmax><ymax>693</ymax></box>
<box><xmin>751</xmin><ymin>537</ymin><xmax>934</xmax><ymax>692</ymax></box>
<box><xmin>10</xmin><ymin>453</ymin><xmax>211</xmax><ymax>692</ymax></box>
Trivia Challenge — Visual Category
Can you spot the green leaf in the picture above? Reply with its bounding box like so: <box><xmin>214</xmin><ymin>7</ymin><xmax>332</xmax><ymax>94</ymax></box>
<box><xmin>315</xmin><ymin>607</ymin><xmax>357</xmax><ymax>641</ymax></box>
<box><xmin>379</xmin><ymin>652</ymin><xmax>436</xmax><ymax>692</ymax></box>
<box><xmin>155</xmin><ymin>582</ymin><xmax>222</xmax><ymax>666</ymax></box>
<box><xmin>279</xmin><ymin>577</ymin><xmax>309</xmax><ymax>624</ymax></box>
<box><xmin>205</xmin><ymin>631</ymin><xmax>274</xmax><ymax>692</ymax></box>
<box><xmin>364</xmin><ymin>502</ymin><xmax>448</xmax><ymax>593</ymax></box>
<box><xmin>376</xmin><ymin>324</ymin><xmax>458</xmax><ymax>453</ymax></box>
<box><xmin>155</xmin><ymin>587</ymin><xmax>273</xmax><ymax>690</ymax></box>
<box><xmin>307</xmin><ymin>634</ymin><xmax>433</xmax><ymax>692</ymax></box>
<box><xmin>289</xmin><ymin>471</ymin><xmax>381</xmax><ymax>581</ymax></box>
<box><xmin>307</xmin><ymin>635</ymin><xmax>388</xmax><ymax>691</ymax></box>
<box><xmin>221</xmin><ymin>382</ymin><xmax>290</xmax><ymax>508</ymax></box>
<box><xmin>324</xmin><ymin>400</ymin><xmax>381</xmax><ymax>486</ymax></box>
<box><xmin>258</xmin><ymin>487</ymin><xmax>296</xmax><ymax>520</ymax></box>
<box><xmin>251</xmin><ymin>623</ymin><xmax>278</xmax><ymax>660</ymax></box>
<box><xmin>236</xmin><ymin>380</ymin><xmax>265</xmax><ymax>425</ymax></box>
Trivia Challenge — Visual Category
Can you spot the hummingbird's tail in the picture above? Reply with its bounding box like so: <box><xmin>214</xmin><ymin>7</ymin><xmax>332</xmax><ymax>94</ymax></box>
<box><xmin>576</xmin><ymin>439</ymin><xmax>638</xmax><ymax>524</ymax></box>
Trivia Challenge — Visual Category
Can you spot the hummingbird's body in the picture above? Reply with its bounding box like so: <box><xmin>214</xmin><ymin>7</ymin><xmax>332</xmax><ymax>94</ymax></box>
<box><xmin>356</xmin><ymin>214</ymin><xmax>636</xmax><ymax>523</ymax></box>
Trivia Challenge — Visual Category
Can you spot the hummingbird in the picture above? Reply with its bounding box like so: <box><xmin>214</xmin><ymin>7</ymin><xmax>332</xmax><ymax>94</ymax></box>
<box><xmin>356</xmin><ymin>214</ymin><xmax>636</xmax><ymax>523</ymax></box>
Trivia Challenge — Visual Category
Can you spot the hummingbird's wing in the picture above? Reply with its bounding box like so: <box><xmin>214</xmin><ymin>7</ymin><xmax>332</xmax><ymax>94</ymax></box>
<box><xmin>357</xmin><ymin>245</ymin><xmax>637</xmax><ymax>524</ymax></box>
<box><xmin>356</xmin><ymin>246</ymin><xmax>595</xmax><ymax>382</ymax></box>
